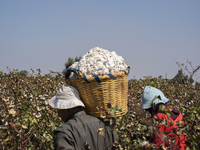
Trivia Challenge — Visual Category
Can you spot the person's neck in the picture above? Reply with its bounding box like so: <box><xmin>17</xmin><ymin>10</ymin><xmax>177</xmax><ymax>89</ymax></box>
<box><xmin>64</xmin><ymin>107</ymin><xmax>84</xmax><ymax>122</ymax></box>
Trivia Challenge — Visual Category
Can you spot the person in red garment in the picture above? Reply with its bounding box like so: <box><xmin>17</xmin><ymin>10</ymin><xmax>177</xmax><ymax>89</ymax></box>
<box><xmin>141</xmin><ymin>86</ymin><xmax>189</xmax><ymax>150</ymax></box>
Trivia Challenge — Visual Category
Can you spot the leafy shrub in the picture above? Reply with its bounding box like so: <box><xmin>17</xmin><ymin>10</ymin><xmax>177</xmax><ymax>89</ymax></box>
<box><xmin>0</xmin><ymin>69</ymin><xmax>64</xmax><ymax>149</ymax></box>
<box><xmin>117</xmin><ymin>77</ymin><xmax>200</xmax><ymax>149</ymax></box>
<box><xmin>0</xmin><ymin>70</ymin><xmax>200</xmax><ymax>149</ymax></box>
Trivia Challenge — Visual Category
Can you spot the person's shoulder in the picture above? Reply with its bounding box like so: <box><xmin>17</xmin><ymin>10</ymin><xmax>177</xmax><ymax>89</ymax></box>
<box><xmin>77</xmin><ymin>114</ymin><xmax>102</xmax><ymax>126</ymax></box>
<box><xmin>83</xmin><ymin>113</ymin><xmax>100</xmax><ymax>120</ymax></box>
<box><xmin>54</xmin><ymin>114</ymin><xmax>105</xmax><ymax>136</ymax></box>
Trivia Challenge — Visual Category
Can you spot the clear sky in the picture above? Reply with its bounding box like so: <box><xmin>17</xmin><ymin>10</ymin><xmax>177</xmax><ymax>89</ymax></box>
<box><xmin>1</xmin><ymin>0</ymin><xmax>200</xmax><ymax>81</ymax></box>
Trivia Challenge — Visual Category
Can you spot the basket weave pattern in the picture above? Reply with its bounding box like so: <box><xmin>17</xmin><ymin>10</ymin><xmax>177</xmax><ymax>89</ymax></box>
<box><xmin>68</xmin><ymin>69</ymin><xmax>129</xmax><ymax>118</ymax></box>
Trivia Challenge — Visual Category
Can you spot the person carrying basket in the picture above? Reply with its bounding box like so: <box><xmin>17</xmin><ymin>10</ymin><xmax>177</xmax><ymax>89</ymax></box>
<box><xmin>47</xmin><ymin>77</ymin><xmax>119</xmax><ymax>150</ymax></box>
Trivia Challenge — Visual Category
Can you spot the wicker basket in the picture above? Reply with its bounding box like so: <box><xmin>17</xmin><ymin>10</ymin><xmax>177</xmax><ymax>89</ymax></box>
<box><xmin>67</xmin><ymin>67</ymin><xmax>130</xmax><ymax>118</ymax></box>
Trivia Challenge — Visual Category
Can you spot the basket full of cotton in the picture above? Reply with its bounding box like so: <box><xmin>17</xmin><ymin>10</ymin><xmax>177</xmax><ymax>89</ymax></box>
<box><xmin>66</xmin><ymin>47</ymin><xmax>130</xmax><ymax>118</ymax></box>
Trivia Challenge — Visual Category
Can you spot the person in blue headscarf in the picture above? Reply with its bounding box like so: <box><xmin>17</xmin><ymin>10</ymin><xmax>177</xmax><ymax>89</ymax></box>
<box><xmin>141</xmin><ymin>86</ymin><xmax>189</xmax><ymax>150</ymax></box>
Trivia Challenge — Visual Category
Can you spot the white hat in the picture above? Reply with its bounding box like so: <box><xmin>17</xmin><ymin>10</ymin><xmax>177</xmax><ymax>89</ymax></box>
<box><xmin>141</xmin><ymin>86</ymin><xmax>169</xmax><ymax>109</ymax></box>
<box><xmin>47</xmin><ymin>84</ymin><xmax>85</xmax><ymax>109</ymax></box>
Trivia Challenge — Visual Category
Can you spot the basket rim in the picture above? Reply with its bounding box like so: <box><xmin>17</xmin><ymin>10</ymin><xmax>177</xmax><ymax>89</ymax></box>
<box><xmin>68</xmin><ymin>67</ymin><xmax>130</xmax><ymax>83</ymax></box>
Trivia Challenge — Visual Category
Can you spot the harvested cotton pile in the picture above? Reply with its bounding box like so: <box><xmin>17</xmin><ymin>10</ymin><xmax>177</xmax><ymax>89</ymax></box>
<box><xmin>69</xmin><ymin>47</ymin><xmax>128</xmax><ymax>79</ymax></box>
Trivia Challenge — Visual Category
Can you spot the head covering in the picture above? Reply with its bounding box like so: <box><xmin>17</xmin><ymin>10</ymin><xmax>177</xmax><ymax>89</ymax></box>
<box><xmin>141</xmin><ymin>86</ymin><xmax>169</xmax><ymax>109</ymax></box>
<box><xmin>47</xmin><ymin>84</ymin><xmax>85</xmax><ymax>109</ymax></box>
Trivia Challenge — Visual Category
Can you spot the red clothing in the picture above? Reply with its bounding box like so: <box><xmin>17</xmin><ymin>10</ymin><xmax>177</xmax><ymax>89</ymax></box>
<box><xmin>152</xmin><ymin>113</ymin><xmax>188</xmax><ymax>150</ymax></box>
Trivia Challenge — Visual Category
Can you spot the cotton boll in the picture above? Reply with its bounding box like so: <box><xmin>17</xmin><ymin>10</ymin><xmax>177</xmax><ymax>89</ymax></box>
<box><xmin>81</xmin><ymin>70</ymin><xmax>87</xmax><ymax>75</ymax></box>
<box><xmin>87</xmin><ymin>67</ymin><xmax>92</xmax><ymax>74</ymax></box>
<box><xmin>109</xmin><ymin>69</ymin><xmax>114</xmax><ymax>73</ymax></box>
<box><xmin>118</xmin><ymin>56</ymin><xmax>124</xmax><ymax>61</ymax></box>
<box><xmin>89</xmin><ymin>57</ymin><xmax>96</xmax><ymax>64</ymax></box>
<box><xmin>78</xmin><ymin>64</ymin><xmax>84</xmax><ymax>68</ymax></box>
<box><xmin>93</xmin><ymin>71</ymin><xmax>99</xmax><ymax>76</ymax></box>
<box><xmin>81</xmin><ymin>54</ymin><xmax>87</xmax><ymax>59</ymax></box>
<box><xmin>102</xmin><ymin>68</ymin><xmax>109</xmax><ymax>75</ymax></box>
<box><xmin>80</xmin><ymin>67</ymin><xmax>87</xmax><ymax>73</ymax></box>
<box><xmin>107</xmin><ymin>59</ymin><xmax>114</xmax><ymax>63</ymax></box>
<box><xmin>97</xmin><ymin>62</ymin><xmax>104</xmax><ymax>69</ymax></box>
<box><xmin>111</xmin><ymin>51</ymin><xmax>116</xmax><ymax>56</ymax></box>
<box><xmin>85</xmin><ymin>64</ymin><xmax>90</xmax><ymax>68</ymax></box>
<box><xmin>90</xmin><ymin>67</ymin><xmax>97</xmax><ymax>74</ymax></box>
<box><xmin>74</xmin><ymin>62</ymin><xmax>79</xmax><ymax>68</ymax></box>
<box><xmin>110</xmin><ymin>63</ymin><xmax>115</xmax><ymax>69</ymax></box>
<box><xmin>96</xmin><ymin>55</ymin><xmax>103</xmax><ymax>61</ymax></box>
<box><xmin>69</xmin><ymin>72</ymin><xmax>77</xmax><ymax>79</ymax></box>
<box><xmin>119</xmin><ymin>65</ymin><xmax>124</xmax><ymax>70</ymax></box>
<box><xmin>97</xmin><ymin>49</ymin><xmax>103</xmax><ymax>53</ymax></box>
<box><xmin>114</xmin><ymin>61</ymin><xmax>119</xmax><ymax>66</ymax></box>
<box><xmin>113</xmin><ymin>67</ymin><xmax>119</xmax><ymax>73</ymax></box>
<box><xmin>93</xmin><ymin>65</ymin><xmax>98</xmax><ymax>71</ymax></box>
<box><xmin>90</xmin><ymin>52</ymin><xmax>96</xmax><ymax>57</ymax></box>
<box><xmin>105</xmin><ymin>63</ymin><xmax>110</xmax><ymax>69</ymax></box>
<box><xmin>115</xmin><ymin>58</ymin><xmax>121</xmax><ymax>64</ymax></box>
<box><xmin>106</xmin><ymin>60</ymin><xmax>115</xmax><ymax>69</ymax></box>
<box><xmin>86</xmin><ymin>58</ymin><xmax>90</xmax><ymax>64</ymax></box>
<box><xmin>111</xmin><ymin>52</ymin><xmax>118</xmax><ymax>59</ymax></box>
<box><xmin>89</xmin><ymin>48</ymin><xmax>95</xmax><ymax>53</ymax></box>
<box><xmin>79</xmin><ymin>59</ymin><xmax>86</xmax><ymax>64</ymax></box>
<box><xmin>96</xmin><ymin>70</ymin><xmax>102</xmax><ymax>75</ymax></box>
<box><xmin>93</xmin><ymin>47</ymin><xmax>99</xmax><ymax>51</ymax></box>
<box><xmin>103</xmin><ymin>53</ymin><xmax>109</xmax><ymax>59</ymax></box>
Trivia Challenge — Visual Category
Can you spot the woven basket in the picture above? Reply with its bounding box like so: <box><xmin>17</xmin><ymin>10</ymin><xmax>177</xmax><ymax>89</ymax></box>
<box><xmin>67</xmin><ymin>67</ymin><xmax>130</xmax><ymax>118</ymax></box>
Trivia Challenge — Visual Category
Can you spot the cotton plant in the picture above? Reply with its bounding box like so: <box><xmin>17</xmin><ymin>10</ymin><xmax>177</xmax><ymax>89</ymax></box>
<box><xmin>69</xmin><ymin>47</ymin><xmax>128</xmax><ymax>79</ymax></box>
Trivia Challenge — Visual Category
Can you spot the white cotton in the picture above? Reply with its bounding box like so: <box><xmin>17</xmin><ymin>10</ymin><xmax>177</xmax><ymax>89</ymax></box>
<box><xmin>93</xmin><ymin>71</ymin><xmax>98</xmax><ymax>76</ymax></box>
<box><xmin>68</xmin><ymin>47</ymin><xmax>128</xmax><ymax>79</ymax></box>
<box><xmin>113</xmin><ymin>68</ymin><xmax>119</xmax><ymax>73</ymax></box>
<box><xmin>106</xmin><ymin>62</ymin><xmax>115</xmax><ymax>69</ymax></box>
<box><xmin>102</xmin><ymin>67</ymin><xmax>109</xmax><ymax>75</ymax></box>
<box><xmin>111</xmin><ymin>51</ymin><xmax>116</xmax><ymax>56</ymax></box>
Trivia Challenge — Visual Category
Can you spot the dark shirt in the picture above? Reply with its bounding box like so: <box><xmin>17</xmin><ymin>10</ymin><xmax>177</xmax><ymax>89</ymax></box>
<box><xmin>164</xmin><ymin>103</ymin><xmax>181</xmax><ymax>120</ymax></box>
<box><xmin>170</xmin><ymin>107</ymin><xmax>181</xmax><ymax>120</ymax></box>
<box><xmin>54</xmin><ymin>110</ymin><xmax>118</xmax><ymax>150</ymax></box>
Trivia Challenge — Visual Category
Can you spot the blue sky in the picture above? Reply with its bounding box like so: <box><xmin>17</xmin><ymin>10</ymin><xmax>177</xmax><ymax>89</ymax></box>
<box><xmin>0</xmin><ymin>0</ymin><xmax>200</xmax><ymax>81</ymax></box>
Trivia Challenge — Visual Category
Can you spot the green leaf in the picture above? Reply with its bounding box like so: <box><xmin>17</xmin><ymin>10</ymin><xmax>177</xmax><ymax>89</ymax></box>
<box><xmin>189</xmin><ymin>135</ymin><xmax>196</xmax><ymax>142</ymax></box>
<box><xmin>50</xmin><ymin>121</ymin><xmax>55</xmax><ymax>131</ymax></box>
<box><xmin>115</xmin><ymin>105</ymin><xmax>119</xmax><ymax>110</ymax></box>
<box><xmin>45</xmin><ymin>134</ymin><xmax>53</xmax><ymax>141</ymax></box>
<box><xmin>160</xmin><ymin>118</ymin><xmax>167</xmax><ymax>126</ymax></box>
<box><xmin>158</xmin><ymin>105</ymin><xmax>165</xmax><ymax>113</ymax></box>
<box><xmin>162</xmin><ymin>130</ymin><xmax>172</xmax><ymax>136</ymax></box>
<box><xmin>118</xmin><ymin>107</ymin><xmax>122</xmax><ymax>112</ymax></box>
<box><xmin>195</xmin><ymin>113</ymin><xmax>198</xmax><ymax>118</ymax></box>
<box><xmin>118</xmin><ymin>145</ymin><xmax>123</xmax><ymax>150</ymax></box>
<box><xmin>4</xmin><ymin>137</ymin><xmax>9</xmax><ymax>142</ymax></box>
<box><xmin>112</xmin><ymin>110</ymin><xmax>116</xmax><ymax>117</ymax></box>
<box><xmin>166</xmin><ymin>111</ymin><xmax>172</xmax><ymax>117</ymax></box>
<box><xmin>139</xmin><ymin>122</ymin><xmax>147</xmax><ymax>126</ymax></box>
<box><xmin>179</xmin><ymin>125</ymin><xmax>186</xmax><ymax>131</ymax></box>
<box><xmin>31</xmin><ymin>118</ymin><xmax>38</xmax><ymax>125</ymax></box>
<box><xmin>185</xmin><ymin>146</ymin><xmax>190</xmax><ymax>150</ymax></box>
